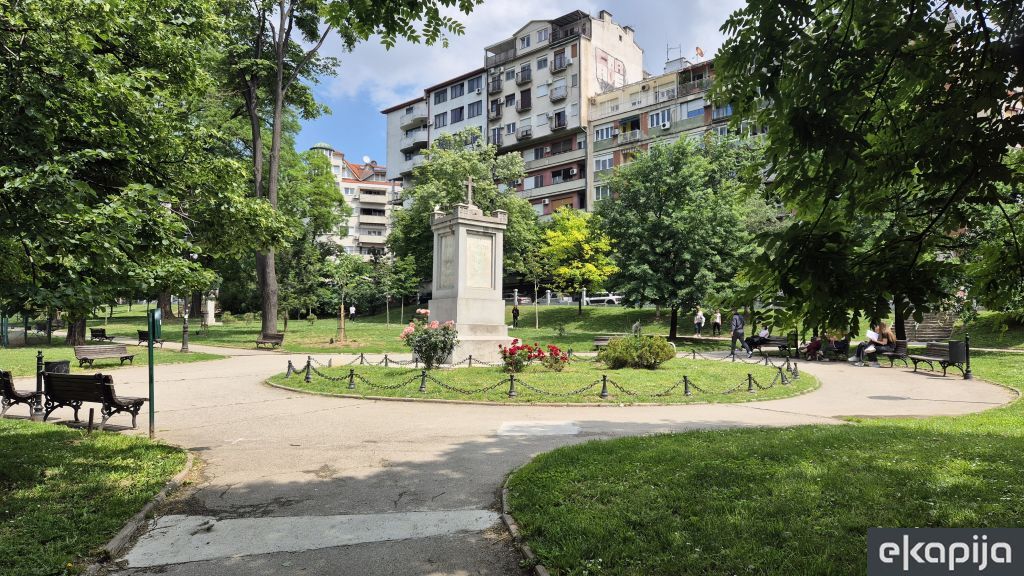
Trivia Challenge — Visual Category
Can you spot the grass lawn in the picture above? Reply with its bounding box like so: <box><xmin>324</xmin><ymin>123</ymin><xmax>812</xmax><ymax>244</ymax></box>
<box><xmin>951</xmin><ymin>310</ymin><xmax>1024</xmax><ymax>350</ymax></box>
<box><xmin>268</xmin><ymin>357</ymin><xmax>815</xmax><ymax>404</ymax></box>
<box><xmin>0</xmin><ymin>345</ymin><xmax>224</xmax><ymax>378</ymax></box>
<box><xmin>83</xmin><ymin>305</ymin><xmax>730</xmax><ymax>354</ymax></box>
<box><xmin>506</xmin><ymin>351</ymin><xmax>1023</xmax><ymax>575</ymax></box>
<box><xmin>0</xmin><ymin>419</ymin><xmax>187</xmax><ymax>576</ymax></box>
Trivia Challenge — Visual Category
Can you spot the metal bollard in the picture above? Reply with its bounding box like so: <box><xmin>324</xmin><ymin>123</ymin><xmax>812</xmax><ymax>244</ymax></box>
<box><xmin>419</xmin><ymin>370</ymin><xmax>427</xmax><ymax>393</ymax></box>
<box><xmin>348</xmin><ymin>369</ymin><xmax>356</xmax><ymax>389</ymax></box>
<box><xmin>964</xmin><ymin>333</ymin><xmax>973</xmax><ymax>380</ymax></box>
<box><xmin>468</xmin><ymin>355</ymin><xmax>473</xmax><ymax>368</ymax></box>
<box><xmin>747</xmin><ymin>373</ymin><xmax>754</xmax><ymax>393</ymax></box>
<box><xmin>692</xmin><ymin>349</ymin><xmax>696</xmax><ymax>360</ymax></box>
<box><xmin>328</xmin><ymin>358</ymin><xmax>333</xmax><ymax>368</ymax></box>
<box><xmin>793</xmin><ymin>362</ymin><xmax>799</xmax><ymax>378</ymax></box>
<box><xmin>764</xmin><ymin>355</ymin><xmax>769</xmax><ymax>366</ymax></box>
<box><xmin>786</xmin><ymin>357</ymin><xmax>791</xmax><ymax>372</ymax></box>
<box><xmin>508</xmin><ymin>374</ymin><xmax>517</xmax><ymax>398</ymax></box>
<box><xmin>359</xmin><ymin>353</ymin><xmax>365</xmax><ymax>366</ymax></box>
<box><xmin>600</xmin><ymin>375</ymin><xmax>609</xmax><ymax>399</ymax></box>
<box><xmin>87</xmin><ymin>408</ymin><xmax>95</xmax><ymax>433</ymax></box>
<box><xmin>684</xmin><ymin>375</ymin><xmax>691</xmax><ymax>396</ymax></box>
<box><xmin>285</xmin><ymin>360</ymin><xmax>294</xmax><ymax>378</ymax></box>
<box><xmin>304</xmin><ymin>357</ymin><xmax>312</xmax><ymax>383</ymax></box>
<box><xmin>384</xmin><ymin>354</ymin><xmax>389</xmax><ymax>368</ymax></box>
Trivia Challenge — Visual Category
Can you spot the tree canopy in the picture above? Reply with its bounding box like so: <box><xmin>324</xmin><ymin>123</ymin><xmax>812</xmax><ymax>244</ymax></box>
<box><xmin>541</xmin><ymin>208</ymin><xmax>617</xmax><ymax>316</ymax></box>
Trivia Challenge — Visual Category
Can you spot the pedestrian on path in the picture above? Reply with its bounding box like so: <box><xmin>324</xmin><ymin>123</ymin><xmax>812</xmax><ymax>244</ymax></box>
<box><xmin>712</xmin><ymin>309</ymin><xmax>722</xmax><ymax>336</ymax></box>
<box><xmin>349</xmin><ymin>304</ymin><xmax>356</xmax><ymax>322</ymax></box>
<box><xmin>694</xmin><ymin>307</ymin><xmax>705</xmax><ymax>336</ymax></box>
<box><xmin>730</xmin><ymin>308</ymin><xmax>752</xmax><ymax>357</ymax></box>
<box><xmin>512</xmin><ymin>305</ymin><xmax>520</xmax><ymax>328</ymax></box>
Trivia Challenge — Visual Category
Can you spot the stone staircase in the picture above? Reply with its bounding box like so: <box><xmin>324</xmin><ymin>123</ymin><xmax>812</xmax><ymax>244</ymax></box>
<box><xmin>909</xmin><ymin>312</ymin><xmax>957</xmax><ymax>343</ymax></box>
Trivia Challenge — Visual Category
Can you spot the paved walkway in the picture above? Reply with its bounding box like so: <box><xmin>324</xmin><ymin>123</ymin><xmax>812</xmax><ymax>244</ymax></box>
<box><xmin>20</xmin><ymin>345</ymin><xmax>1013</xmax><ymax>575</ymax></box>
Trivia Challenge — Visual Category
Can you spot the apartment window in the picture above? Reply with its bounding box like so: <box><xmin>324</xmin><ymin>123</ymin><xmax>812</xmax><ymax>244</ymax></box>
<box><xmin>332</xmin><ymin>165</ymin><xmax>340</xmax><ymax>174</ymax></box>
<box><xmin>434</xmin><ymin>112</ymin><xmax>447</xmax><ymax>128</ymax></box>
<box><xmin>520</xmin><ymin>34</ymin><xmax>531</xmax><ymax>49</ymax></box>
<box><xmin>595</xmin><ymin>123</ymin><xmax>614</xmax><ymax>141</ymax></box>
<box><xmin>533</xmin><ymin>203</ymin><xmax>544</xmax><ymax>216</ymax></box>
<box><xmin>595</xmin><ymin>185</ymin><xmax>611</xmax><ymax>202</ymax></box>
<box><xmin>537</xmin><ymin>56</ymin><xmax>547</xmax><ymax>70</ymax></box>
<box><xmin>434</xmin><ymin>91</ymin><xmax>447</xmax><ymax>105</ymax></box>
<box><xmin>404</xmin><ymin>152</ymin><xmax>414</xmax><ymax>161</ymax></box>
<box><xmin>532</xmin><ymin>175</ymin><xmax>544</xmax><ymax>188</ymax></box>
<box><xmin>549</xmin><ymin>137</ymin><xmax>572</xmax><ymax>154</ymax></box>
<box><xmin>630</xmin><ymin>91</ymin><xmax>642</xmax><ymax>106</ymax></box>
<box><xmin>536</xmin><ymin>113</ymin><xmax>548</xmax><ymax>130</ymax></box>
<box><xmin>577</xmin><ymin>133</ymin><xmax>586</xmax><ymax>149</ymax></box>
<box><xmin>467</xmin><ymin>100</ymin><xmax>482</xmax><ymax>118</ymax></box>
<box><xmin>649</xmin><ymin>108</ymin><xmax>672</xmax><ymax>128</ymax></box>
<box><xmin>344</xmin><ymin>187</ymin><xmax>355</xmax><ymax>196</ymax></box>
<box><xmin>537</xmin><ymin>28</ymin><xmax>549</xmax><ymax>43</ymax></box>
<box><xmin>714</xmin><ymin>125</ymin><xmax>729</xmax><ymax>136</ymax></box>
<box><xmin>360</xmin><ymin>208</ymin><xmax>386</xmax><ymax>216</ymax></box>
<box><xmin>533</xmin><ymin>147</ymin><xmax>545</xmax><ymax>160</ymax></box>
<box><xmin>505</xmin><ymin>122</ymin><xmax>516</xmax><ymax>135</ymax></box>
<box><xmin>503</xmin><ymin>94</ymin><xmax>514</xmax><ymax>108</ymax></box>
<box><xmin>570</xmin><ymin>103</ymin><xmax>578</xmax><ymax>117</ymax></box>
<box><xmin>505</xmin><ymin>69</ymin><xmax>515</xmax><ymax>81</ymax></box>
<box><xmin>551</xmin><ymin>167</ymin><xmax>575</xmax><ymax>184</ymax></box>
<box><xmin>491</xmin><ymin>127</ymin><xmax>502</xmax><ymax>142</ymax></box>
<box><xmin>467</xmin><ymin>76</ymin><xmax>482</xmax><ymax>92</ymax></box>
<box><xmin>536</xmin><ymin>83</ymin><xmax>549</xmax><ymax>97</ymax></box>
<box><xmin>450</xmin><ymin>83</ymin><xmax>464</xmax><ymax>99</ymax></box>
<box><xmin>594</xmin><ymin>155</ymin><xmax>613</xmax><ymax>172</ymax></box>
<box><xmin>712</xmin><ymin>104</ymin><xmax>733</xmax><ymax>119</ymax></box>
<box><xmin>450</xmin><ymin>106</ymin><xmax>464</xmax><ymax>124</ymax></box>
<box><xmin>571</xmin><ymin>74</ymin><xmax>578</xmax><ymax>87</ymax></box>
<box><xmin>685</xmin><ymin>98</ymin><xmax>705</xmax><ymax>118</ymax></box>
<box><xmin>405</xmin><ymin>105</ymin><xmax>415</xmax><ymax>113</ymax></box>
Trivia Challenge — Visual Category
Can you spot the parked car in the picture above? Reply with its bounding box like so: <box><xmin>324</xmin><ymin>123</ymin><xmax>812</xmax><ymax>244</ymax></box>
<box><xmin>585</xmin><ymin>292</ymin><xmax>622</xmax><ymax>305</ymax></box>
<box><xmin>503</xmin><ymin>294</ymin><xmax>532</xmax><ymax>305</ymax></box>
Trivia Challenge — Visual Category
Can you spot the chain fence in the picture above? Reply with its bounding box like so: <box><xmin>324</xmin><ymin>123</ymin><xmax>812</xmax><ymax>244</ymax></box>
<box><xmin>282</xmin><ymin>352</ymin><xmax>801</xmax><ymax>400</ymax></box>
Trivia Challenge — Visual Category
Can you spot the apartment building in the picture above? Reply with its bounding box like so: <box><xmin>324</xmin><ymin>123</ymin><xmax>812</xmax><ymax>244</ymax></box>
<box><xmin>310</xmin><ymin>143</ymin><xmax>400</xmax><ymax>259</ymax></box>
<box><xmin>484</xmin><ymin>10</ymin><xmax>643</xmax><ymax>217</ymax></box>
<box><xmin>382</xmin><ymin>68</ymin><xmax>488</xmax><ymax>187</ymax></box>
<box><xmin>587</xmin><ymin>59</ymin><xmax>738</xmax><ymax>206</ymax></box>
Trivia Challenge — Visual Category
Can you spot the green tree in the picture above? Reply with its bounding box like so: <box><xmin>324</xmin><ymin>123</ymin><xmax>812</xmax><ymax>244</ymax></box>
<box><xmin>600</xmin><ymin>137</ymin><xmax>769</xmax><ymax>339</ymax></box>
<box><xmin>223</xmin><ymin>0</ymin><xmax>482</xmax><ymax>337</ymax></box>
<box><xmin>388</xmin><ymin>128</ymin><xmax>540</xmax><ymax>279</ymax></box>
<box><xmin>541</xmin><ymin>208</ymin><xmax>617</xmax><ymax>316</ymax></box>
<box><xmin>715</xmin><ymin>0</ymin><xmax>1024</xmax><ymax>338</ymax></box>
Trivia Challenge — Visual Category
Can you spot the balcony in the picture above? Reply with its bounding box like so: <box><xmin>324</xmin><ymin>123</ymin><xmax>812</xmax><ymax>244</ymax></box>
<box><xmin>409</xmin><ymin>154</ymin><xmax>426</xmax><ymax>168</ymax></box>
<box><xmin>491</xmin><ymin>132</ymin><xmax>503</xmax><ymax>147</ymax></box>
<box><xmin>524</xmin><ymin>147</ymin><xmax>585</xmax><ymax>172</ymax></box>
<box><xmin>359</xmin><ymin>214</ymin><xmax>388</xmax><ymax>226</ymax></box>
<box><xmin>618</xmin><ymin>129</ymin><xmax>641</xmax><ymax>144</ymax></box>
<box><xmin>486</xmin><ymin>47</ymin><xmax>516</xmax><ymax>68</ymax></box>
<box><xmin>516</xmin><ymin>70</ymin><xmax>531</xmax><ymax>85</ymax></box>
<box><xmin>549</xmin><ymin>115</ymin><xmax>567</xmax><ymax>130</ymax></box>
<box><xmin>550</xmin><ymin>56</ymin><xmax>570</xmax><ymax>74</ymax></box>
<box><xmin>398</xmin><ymin>104</ymin><xmax>428</xmax><ymax>130</ymax></box>
<box><xmin>488</xmin><ymin>107</ymin><xmax>502</xmax><ymax>121</ymax></box>
<box><xmin>399</xmin><ymin>132</ymin><xmax>428</xmax><ymax>152</ymax></box>
<box><xmin>549</xmin><ymin>85</ymin><xmax>567</xmax><ymax>102</ymax></box>
<box><xmin>679</xmin><ymin>77</ymin><xmax>712</xmax><ymax>96</ymax></box>
<box><xmin>519</xmin><ymin>177</ymin><xmax>586</xmax><ymax>201</ymax></box>
<box><xmin>551</xmin><ymin>21</ymin><xmax>588</xmax><ymax>42</ymax></box>
<box><xmin>488</xmin><ymin>79</ymin><xmax>503</xmax><ymax>94</ymax></box>
<box><xmin>517</xmin><ymin>126</ymin><xmax>533</xmax><ymax>140</ymax></box>
<box><xmin>516</xmin><ymin>99</ymin><xmax>532</xmax><ymax>112</ymax></box>
<box><xmin>358</xmin><ymin>234</ymin><xmax>387</xmax><ymax>245</ymax></box>
<box><xmin>358</xmin><ymin>191</ymin><xmax>388</xmax><ymax>204</ymax></box>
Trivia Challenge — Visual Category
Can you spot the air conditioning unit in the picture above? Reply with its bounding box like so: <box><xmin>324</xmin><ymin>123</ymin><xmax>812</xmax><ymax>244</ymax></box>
<box><xmin>543</xmin><ymin>146</ymin><xmax>551</xmax><ymax>153</ymax></box>
<box><xmin>497</xmin><ymin>66</ymin><xmax>504</xmax><ymax>72</ymax></box>
<box><xmin>475</xmin><ymin>88</ymin><xmax>482</xmax><ymax>95</ymax></box>
<box><xmin>565</xmin><ymin>57</ymin><xmax>573</xmax><ymax>66</ymax></box>
<box><xmin>612</xmin><ymin>128</ymin><xmax>620</xmax><ymax>136</ymax></box>
<box><xmin>641</xmin><ymin>83</ymin><xmax>650</xmax><ymax>91</ymax></box>
<box><xmin>588</xmin><ymin>97</ymin><xmax>597</xmax><ymax>104</ymax></box>
<box><xmin>569</xmin><ymin>168</ymin><xmax>577</xmax><ymax>175</ymax></box>
<box><xmin>542</xmin><ymin>198</ymin><xmax>550</xmax><ymax>205</ymax></box>
<box><xmin>660</xmin><ymin>121</ymin><xmax>671</xmax><ymax>129</ymax></box>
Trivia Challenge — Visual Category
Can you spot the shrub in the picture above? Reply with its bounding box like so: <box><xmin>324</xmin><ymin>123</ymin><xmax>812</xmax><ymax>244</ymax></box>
<box><xmin>540</xmin><ymin>344</ymin><xmax>570</xmax><ymax>371</ymax></box>
<box><xmin>221</xmin><ymin>311</ymin><xmax>235</xmax><ymax>324</ymax></box>
<box><xmin>412</xmin><ymin>308</ymin><xmax>430</xmax><ymax>322</ymax></box>
<box><xmin>401</xmin><ymin>318</ymin><xmax>458</xmax><ymax>369</ymax></box>
<box><xmin>306</xmin><ymin>313</ymin><xmax>317</xmax><ymax>325</ymax></box>
<box><xmin>599</xmin><ymin>336</ymin><xmax>675</xmax><ymax>369</ymax></box>
<box><xmin>555</xmin><ymin>323</ymin><xmax>567</xmax><ymax>337</ymax></box>
<box><xmin>242</xmin><ymin>312</ymin><xmax>254</xmax><ymax>325</ymax></box>
<box><xmin>499</xmin><ymin>339</ymin><xmax>544</xmax><ymax>373</ymax></box>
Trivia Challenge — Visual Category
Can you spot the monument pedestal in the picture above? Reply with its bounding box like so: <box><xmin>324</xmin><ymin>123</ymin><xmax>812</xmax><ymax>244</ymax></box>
<box><xmin>428</xmin><ymin>203</ymin><xmax>511</xmax><ymax>364</ymax></box>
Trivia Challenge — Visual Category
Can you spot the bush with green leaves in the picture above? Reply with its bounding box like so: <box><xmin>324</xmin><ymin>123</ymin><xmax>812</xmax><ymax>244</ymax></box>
<box><xmin>400</xmin><ymin>316</ymin><xmax>459</xmax><ymax>369</ymax></box>
<box><xmin>598</xmin><ymin>336</ymin><xmax>675</xmax><ymax>370</ymax></box>
<box><xmin>220</xmin><ymin>311</ymin><xmax>235</xmax><ymax>324</ymax></box>
<box><xmin>242</xmin><ymin>312</ymin><xmax>254</xmax><ymax>325</ymax></box>
<box><xmin>306</xmin><ymin>313</ymin><xmax>317</xmax><ymax>325</ymax></box>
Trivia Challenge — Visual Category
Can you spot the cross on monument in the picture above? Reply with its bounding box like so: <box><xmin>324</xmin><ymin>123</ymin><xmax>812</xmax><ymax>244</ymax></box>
<box><xmin>463</xmin><ymin>176</ymin><xmax>475</xmax><ymax>206</ymax></box>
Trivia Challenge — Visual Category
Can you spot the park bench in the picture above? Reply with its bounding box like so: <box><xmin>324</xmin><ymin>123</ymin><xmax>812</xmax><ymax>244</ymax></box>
<box><xmin>750</xmin><ymin>333</ymin><xmax>796</xmax><ymax>357</ymax></box>
<box><xmin>908</xmin><ymin>341</ymin><xmax>966</xmax><ymax>376</ymax></box>
<box><xmin>137</xmin><ymin>330</ymin><xmax>164</xmax><ymax>348</ymax></box>
<box><xmin>881</xmin><ymin>339</ymin><xmax>909</xmax><ymax>367</ymax></box>
<box><xmin>74</xmin><ymin>344</ymin><xmax>135</xmax><ymax>368</ymax></box>
<box><xmin>90</xmin><ymin>327</ymin><xmax>116</xmax><ymax>342</ymax></box>
<box><xmin>593</xmin><ymin>335</ymin><xmax>614</xmax><ymax>350</ymax></box>
<box><xmin>1</xmin><ymin>370</ymin><xmax>41</xmax><ymax>418</ymax></box>
<box><xmin>42</xmin><ymin>372</ymin><xmax>146</xmax><ymax>429</ymax></box>
<box><xmin>256</xmin><ymin>333</ymin><xmax>284</xmax><ymax>349</ymax></box>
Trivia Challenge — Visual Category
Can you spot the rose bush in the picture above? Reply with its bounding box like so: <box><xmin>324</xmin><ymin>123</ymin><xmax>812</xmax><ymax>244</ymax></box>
<box><xmin>400</xmin><ymin>315</ymin><xmax>458</xmax><ymax>369</ymax></box>
<box><xmin>540</xmin><ymin>344</ymin><xmax>570</xmax><ymax>372</ymax></box>
<box><xmin>499</xmin><ymin>339</ymin><xmax>545</xmax><ymax>373</ymax></box>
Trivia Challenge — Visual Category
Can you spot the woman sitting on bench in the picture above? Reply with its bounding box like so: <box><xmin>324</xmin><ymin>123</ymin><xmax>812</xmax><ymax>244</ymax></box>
<box><xmin>745</xmin><ymin>325</ymin><xmax>771</xmax><ymax>351</ymax></box>
<box><xmin>850</xmin><ymin>322</ymin><xmax>896</xmax><ymax>367</ymax></box>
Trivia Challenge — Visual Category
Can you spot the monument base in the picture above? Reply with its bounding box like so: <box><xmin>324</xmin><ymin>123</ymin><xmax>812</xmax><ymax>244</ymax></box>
<box><xmin>429</xmin><ymin>297</ymin><xmax>510</xmax><ymax>364</ymax></box>
<box><xmin>452</xmin><ymin>336</ymin><xmax>512</xmax><ymax>365</ymax></box>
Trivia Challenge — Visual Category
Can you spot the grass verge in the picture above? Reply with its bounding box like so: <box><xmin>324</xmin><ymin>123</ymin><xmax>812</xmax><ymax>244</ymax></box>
<box><xmin>0</xmin><ymin>345</ymin><xmax>224</xmax><ymax>378</ymax></box>
<box><xmin>267</xmin><ymin>357</ymin><xmax>815</xmax><ymax>404</ymax></box>
<box><xmin>506</xmin><ymin>351</ymin><xmax>1023</xmax><ymax>575</ymax></box>
<box><xmin>0</xmin><ymin>419</ymin><xmax>187</xmax><ymax>576</ymax></box>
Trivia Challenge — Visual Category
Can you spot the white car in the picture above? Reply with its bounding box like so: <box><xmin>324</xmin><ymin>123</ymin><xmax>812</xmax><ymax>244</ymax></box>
<box><xmin>585</xmin><ymin>292</ymin><xmax>622</xmax><ymax>305</ymax></box>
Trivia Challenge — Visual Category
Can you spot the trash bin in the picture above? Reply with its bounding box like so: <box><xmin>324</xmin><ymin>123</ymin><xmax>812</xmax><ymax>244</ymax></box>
<box><xmin>947</xmin><ymin>341</ymin><xmax>967</xmax><ymax>364</ymax></box>
<box><xmin>43</xmin><ymin>360</ymin><xmax>71</xmax><ymax>374</ymax></box>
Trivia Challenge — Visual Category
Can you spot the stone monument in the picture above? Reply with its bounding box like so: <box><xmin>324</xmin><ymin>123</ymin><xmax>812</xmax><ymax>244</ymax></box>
<box><xmin>428</xmin><ymin>177</ymin><xmax>511</xmax><ymax>363</ymax></box>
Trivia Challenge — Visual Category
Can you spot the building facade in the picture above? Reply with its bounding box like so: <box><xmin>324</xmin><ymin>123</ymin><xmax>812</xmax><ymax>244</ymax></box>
<box><xmin>310</xmin><ymin>143</ymin><xmax>400</xmax><ymax>259</ymax></box>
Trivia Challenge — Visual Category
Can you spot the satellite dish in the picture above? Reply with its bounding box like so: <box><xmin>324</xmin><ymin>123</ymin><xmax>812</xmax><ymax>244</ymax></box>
<box><xmin>362</xmin><ymin>155</ymin><xmax>371</xmax><ymax>164</ymax></box>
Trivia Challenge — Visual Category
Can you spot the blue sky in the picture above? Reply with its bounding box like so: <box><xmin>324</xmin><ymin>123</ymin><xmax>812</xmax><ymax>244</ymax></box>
<box><xmin>297</xmin><ymin>0</ymin><xmax>746</xmax><ymax>165</ymax></box>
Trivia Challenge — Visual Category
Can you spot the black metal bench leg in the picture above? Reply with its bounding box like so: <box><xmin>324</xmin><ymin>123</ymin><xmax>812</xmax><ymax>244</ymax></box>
<box><xmin>0</xmin><ymin>400</ymin><xmax>10</xmax><ymax>418</ymax></box>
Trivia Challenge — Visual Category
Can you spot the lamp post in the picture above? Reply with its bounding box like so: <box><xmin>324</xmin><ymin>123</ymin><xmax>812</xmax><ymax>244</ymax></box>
<box><xmin>963</xmin><ymin>332</ymin><xmax>973</xmax><ymax>380</ymax></box>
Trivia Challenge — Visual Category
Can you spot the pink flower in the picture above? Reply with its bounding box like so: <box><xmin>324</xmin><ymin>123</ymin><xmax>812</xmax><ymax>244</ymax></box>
<box><xmin>443</xmin><ymin>320</ymin><xmax>455</xmax><ymax>327</ymax></box>
<box><xmin>428</xmin><ymin>320</ymin><xmax>439</xmax><ymax>329</ymax></box>
<box><xmin>400</xmin><ymin>326</ymin><xmax>414</xmax><ymax>339</ymax></box>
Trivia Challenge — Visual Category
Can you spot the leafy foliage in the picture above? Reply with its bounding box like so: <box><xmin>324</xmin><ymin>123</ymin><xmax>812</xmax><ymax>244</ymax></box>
<box><xmin>540</xmin><ymin>208</ymin><xmax>617</xmax><ymax>313</ymax></box>
<box><xmin>598</xmin><ymin>335</ymin><xmax>676</xmax><ymax>370</ymax></box>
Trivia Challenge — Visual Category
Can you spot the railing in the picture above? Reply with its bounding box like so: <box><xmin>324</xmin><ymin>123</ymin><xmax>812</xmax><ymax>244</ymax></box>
<box><xmin>516</xmin><ymin>99</ymin><xmax>532</xmax><ymax>112</ymax></box>
<box><xmin>486</xmin><ymin>49</ymin><xmax>516</xmax><ymax>68</ymax></box>
<box><xmin>679</xmin><ymin>77</ymin><xmax>713</xmax><ymax>96</ymax></box>
<box><xmin>398</xmin><ymin>106</ymin><xmax>428</xmax><ymax>129</ymax></box>
<box><xmin>516</xmin><ymin>70</ymin><xmax>531</xmax><ymax>85</ymax></box>
<box><xmin>399</xmin><ymin>132</ymin><xmax>428</xmax><ymax>150</ymax></box>
<box><xmin>618</xmin><ymin>129</ymin><xmax>641</xmax><ymax>143</ymax></box>
<box><xmin>549</xmin><ymin>85</ymin><xmax>567</xmax><ymax>101</ymax></box>
<box><xmin>358</xmin><ymin>192</ymin><xmax>388</xmax><ymax>203</ymax></box>
<box><xmin>517</xmin><ymin>126</ymin><xmax>533</xmax><ymax>140</ymax></box>
<box><xmin>551</xmin><ymin>56</ymin><xmax>569</xmax><ymax>73</ymax></box>
<box><xmin>549</xmin><ymin>116</ymin><xmax>567</xmax><ymax>130</ymax></box>
<box><xmin>488</xmin><ymin>107</ymin><xmax>502</xmax><ymax>120</ymax></box>
<box><xmin>487</xmin><ymin>79</ymin><xmax>503</xmax><ymax>94</ymax></box>
<box><xmin>358</xmin><ymin>234</ymin><xmax>386</xmax><ymax>244</ymax></box>
<box><xmin>551</xmin><ymin>23</ymin><xmax>588</xmax><ymax>42</ymax></box>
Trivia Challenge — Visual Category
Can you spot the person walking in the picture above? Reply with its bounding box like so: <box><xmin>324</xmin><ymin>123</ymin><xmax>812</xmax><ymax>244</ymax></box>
<box><xmin>712</xmin><ymin>309</ymin><xmax>722</xmax><ymax>336</ymax></box>
<box><xmin>348</xmin><ymin>304</ymin><xmax>356</xmax><ymax>322</ymax></box>
<box><xmin>730</xmin><ymin>308</ymin><xmax>752</xmax><ymax>357</ymax></box>
<box><xmin>694</xmin><ymin>307</ymin><xmax>705</xmax><ymax>336</ymax></box>
<box><xmin>511</xmin><ymin>305</ymin><xmax>520</xmax><ymax>328</ymax></box>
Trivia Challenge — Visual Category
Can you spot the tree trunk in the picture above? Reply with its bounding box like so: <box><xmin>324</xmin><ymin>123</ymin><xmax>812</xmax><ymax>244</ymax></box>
<box><xmin>180</xmin><ymin>300</ymin><xmax>190</xmax><ymax>353</ymax></box>
<box><xmin>158</xmin><ymin>292</ymin><xmax>175</xmax><ymax>319</ymax></box>
<box><xmin>534</xmin><ymin>280</ymin><xmax>539</xmax><ymax>329</ymax></box>
<box><xmin>190</xmin><ymin>292</ymin><xmax>204</xmax><ymax>319</ymax></box>
<box><xmin>65</xmin><ymin>317</ymin><xmax>86</xmax><ymax>346</ymax></box>
<box><xmin>257</xmin><ymin>251</ymin><xmax>278</xmax><ymax>336</ymax></box>
<box><xmin>894</xmin><ymin>298</ymin><xmax>907</xmax><ymax>340</ymax></box>
<box><xmin>669</xmin><ymin>306</ymin><xmax>679</xmax><ymax>340</ymax></box>
<box><xmin>578</xmin><ymin>292</ymin><xmax>583</xmax><ymax>316</ymax></box>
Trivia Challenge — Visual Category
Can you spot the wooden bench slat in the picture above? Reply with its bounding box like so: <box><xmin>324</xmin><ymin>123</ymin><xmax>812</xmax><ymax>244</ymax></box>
<box><xmin>43</xmin><ymin>372</ymin><xmax>145</xmax><ymax>428</ymax></box>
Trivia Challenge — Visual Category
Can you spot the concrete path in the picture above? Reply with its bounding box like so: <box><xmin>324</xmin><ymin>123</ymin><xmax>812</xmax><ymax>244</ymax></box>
<box><xmin>19</xmin><ymin>346</ymin><xmax>1012</xmax><ymax>575</ymax></box>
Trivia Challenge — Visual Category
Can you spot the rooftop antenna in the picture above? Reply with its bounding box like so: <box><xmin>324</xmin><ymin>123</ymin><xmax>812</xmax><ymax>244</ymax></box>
<box><xmin>666</xmin><ymin>44</ymin><xmax>682</xmax><ymax>63</ymax></box>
